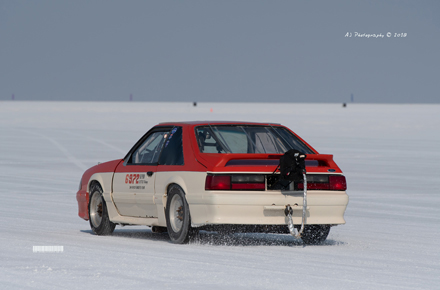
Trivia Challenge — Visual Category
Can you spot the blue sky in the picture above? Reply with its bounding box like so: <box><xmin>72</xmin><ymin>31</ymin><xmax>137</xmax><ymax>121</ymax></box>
<box><xmin>1</xmin><ymin>0</ymin><xmax>439</xmax><ymax>103</ymax></box>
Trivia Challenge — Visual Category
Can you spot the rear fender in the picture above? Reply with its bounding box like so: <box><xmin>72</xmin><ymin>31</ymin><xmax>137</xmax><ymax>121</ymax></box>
<box><xmin>155</xmin><ymin>172</ymin><xmax>206</xmax><ymax>227</ymax></box>
<box><xmin>157</xmin><ymin>175</ymin><xmax>188</xmax><ymax>226</ymax></box>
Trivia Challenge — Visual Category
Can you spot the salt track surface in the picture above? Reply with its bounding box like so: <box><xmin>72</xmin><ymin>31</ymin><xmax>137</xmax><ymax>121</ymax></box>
<box><xmin>0</xmin><ymin>102</ymin><xmax>439</xmax><ymax>289</ymax></box>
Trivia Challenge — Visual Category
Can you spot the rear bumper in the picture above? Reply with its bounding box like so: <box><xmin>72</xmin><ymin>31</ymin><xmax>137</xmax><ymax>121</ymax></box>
<box><xmin>189</xmin><ymin>190</ymin><xmax>348</xmax><ymax>226</ymax></box>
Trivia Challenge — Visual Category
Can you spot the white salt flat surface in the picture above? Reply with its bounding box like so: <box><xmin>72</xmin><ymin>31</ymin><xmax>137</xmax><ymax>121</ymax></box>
<box><xmin>0</xmin><ymin>101</ymin><xmax>439</xmax><ymax>289</ymax></box>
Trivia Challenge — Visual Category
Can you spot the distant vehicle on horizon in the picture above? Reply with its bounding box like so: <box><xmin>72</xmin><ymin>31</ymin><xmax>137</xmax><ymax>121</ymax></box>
<box><xmin>76</xmin><ymin>121</ymin><xmax>348</xmax><ymax>244</ymax></box>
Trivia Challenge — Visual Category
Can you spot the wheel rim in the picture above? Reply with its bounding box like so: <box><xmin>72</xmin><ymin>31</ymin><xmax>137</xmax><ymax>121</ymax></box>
<box><xmin>90</xmin><ymin>192</ymin><xmax>103</xmax><ymax>228</ymax></box>
<box><xmin>169</xmin><ymin>194</ymin><xmax>184</xmax><ymax>233</ymax></box>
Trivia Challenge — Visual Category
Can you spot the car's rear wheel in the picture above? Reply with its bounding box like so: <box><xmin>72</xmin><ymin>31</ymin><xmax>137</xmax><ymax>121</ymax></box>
<box><xmin>88</xmin><ymin>183</ymin><xmax>115</xmax><ymax>235</ymax></box>
<box><xmin>165</xmin><ymin>185</ymin><xmax>195</xmax><ymax>244</ymax></box>
<box><xmin>301</xmin><ymin>225</ymin><xmax>330</xmax><ymax>245</ymax></box>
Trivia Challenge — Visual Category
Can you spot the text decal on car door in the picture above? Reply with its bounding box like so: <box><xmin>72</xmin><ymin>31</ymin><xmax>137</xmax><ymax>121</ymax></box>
<box><xmin>125</xmin><ymin>174</ymin><xmax>146</xmax><ymax>184</ymax></box>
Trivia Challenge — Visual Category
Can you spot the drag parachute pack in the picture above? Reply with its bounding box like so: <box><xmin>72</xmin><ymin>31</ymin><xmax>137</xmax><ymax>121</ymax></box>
<box><xmin>274</xmin><ymin>149</ymin><xmax>307</xmax><ymax>187</ymax></box>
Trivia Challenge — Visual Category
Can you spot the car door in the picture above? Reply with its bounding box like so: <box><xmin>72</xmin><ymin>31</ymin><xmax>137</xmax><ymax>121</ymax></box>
<box><xmin>112</xmin><ymin>129</ymin><xmax>170</xmax><ymax>217</ymax></box>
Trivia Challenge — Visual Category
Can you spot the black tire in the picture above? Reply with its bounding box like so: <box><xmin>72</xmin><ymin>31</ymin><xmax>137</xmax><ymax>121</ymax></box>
<box><xmin>88</xmin><ymin>183</ymin><xmax>116</xmax><ymax>235</ymax></box>
<box><xmin>165</xmin><ymin>185</ymin><xmax>194</xmax><ymax>244</ymax></box>
<box><xmin>301</xmin><ymin>225</ymin><xmax>330</xmax><ymax>245</ymax></box>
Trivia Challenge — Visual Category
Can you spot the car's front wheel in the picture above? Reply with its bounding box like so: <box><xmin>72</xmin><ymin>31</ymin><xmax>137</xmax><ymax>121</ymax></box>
<box><xmin>88</xmin><ymin>183</ymin><xmax>116</xmax><ymax>235</ymax></box>
<box><xmin>301</xmin><ymin>225</ymin><xmax>330</xmax><ymax>245</ymax></box>
<box><xmin>165</xmin><ymin>185</ymin><xmax>195</xmax><ymax>244</ymax></box>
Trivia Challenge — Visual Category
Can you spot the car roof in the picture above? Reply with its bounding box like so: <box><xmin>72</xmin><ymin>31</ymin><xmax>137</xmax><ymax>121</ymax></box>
<box><xmin>156</xmin><ymin>121</ymin><xmax>282</xmax><ymax>126</ymax></box>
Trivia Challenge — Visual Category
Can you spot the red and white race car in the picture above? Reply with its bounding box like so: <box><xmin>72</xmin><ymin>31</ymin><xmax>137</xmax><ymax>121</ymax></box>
<box><xmin>76</xmin><ymin>121</ymin><xmax>348</xmax><ymax>244</ymax></box>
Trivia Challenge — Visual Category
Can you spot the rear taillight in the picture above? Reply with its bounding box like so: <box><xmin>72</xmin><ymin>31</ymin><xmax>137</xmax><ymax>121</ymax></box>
<box><xmin>205</xmin><ymin>175</ymin><xmax>231</xmax><ymax>190</ymax></box>
<box><xmin>329</xmin><ymin>175</ymin><xmax>347</xmax><ymax>191</ymax></box>
<box><xmin>297</xmin><ymin>183</ymin><xmax>329</xmax><ymax>190</ymax></box>
<box><xmin>205</xmin><ymin>174</ymin><xmax>265</xmax><ymax>191</ymax></box>
<box><xmin>297</xmin><ymin>175</ymin><xmax>347</xmax><ymax>191</ymax></box>
<box><xmin>231</xmin><ymin>183</ymin><xmax>265</xmax><ymax>190</ymax></box>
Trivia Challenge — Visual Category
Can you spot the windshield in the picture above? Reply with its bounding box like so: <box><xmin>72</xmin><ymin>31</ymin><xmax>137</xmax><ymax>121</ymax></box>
<box><xmin>195</xmin><ymin>125</ymin><xmax>314</xmax><ymax>154</ymax></box>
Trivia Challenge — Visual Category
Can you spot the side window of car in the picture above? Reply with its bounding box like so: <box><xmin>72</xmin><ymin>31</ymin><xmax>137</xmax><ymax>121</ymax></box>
<box><xmin>130</xmin><ymin>130</ymin><xmax>169</xmax><ymax>165</ymax></box>
<box><xmin>195</xmin><ymin>127</ymin><xmax>227</xmax><ymax>153</ymax></box>
<box><xmin>158</xmin><ymin>127</ymin><xmax>184</xmax><ymax>165</ymax></box>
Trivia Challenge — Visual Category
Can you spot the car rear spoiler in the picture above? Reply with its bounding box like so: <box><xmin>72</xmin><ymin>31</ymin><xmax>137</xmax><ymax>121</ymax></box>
<box><xmin>196</xmin><ymin>153</ymin><xmax>342</xmax><ymax>173</ymax></box>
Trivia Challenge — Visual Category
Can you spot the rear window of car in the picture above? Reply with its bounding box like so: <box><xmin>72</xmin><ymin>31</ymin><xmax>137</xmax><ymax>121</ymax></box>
<box><xmin>195</xmin><ymin>125</ymin><xmax>314</xmax><ymax>154</ymax></box>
